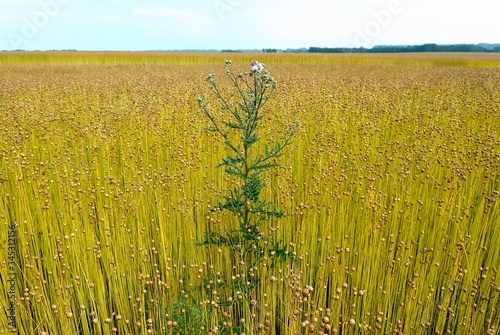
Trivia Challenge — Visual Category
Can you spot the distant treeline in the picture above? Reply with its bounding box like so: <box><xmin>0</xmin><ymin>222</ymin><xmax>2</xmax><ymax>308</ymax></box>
<box><xmin>308</xmin><ymin>44</ymin><xmax>500</xmax><ymax>53</ymax></box>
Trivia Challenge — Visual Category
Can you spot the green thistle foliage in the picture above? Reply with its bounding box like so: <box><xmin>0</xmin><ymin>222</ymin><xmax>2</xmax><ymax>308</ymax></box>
<box><xmin>197</xmin><ymin>60</ymin><xmax>298</xmax><ymax>251</ymax></box>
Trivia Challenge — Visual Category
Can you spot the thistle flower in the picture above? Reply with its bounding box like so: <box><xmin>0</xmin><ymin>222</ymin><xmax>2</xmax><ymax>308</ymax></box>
<box><xmin>251</xmin><ymin>60</ymin><xmax>263</xmax><ymax>72</ymax></box>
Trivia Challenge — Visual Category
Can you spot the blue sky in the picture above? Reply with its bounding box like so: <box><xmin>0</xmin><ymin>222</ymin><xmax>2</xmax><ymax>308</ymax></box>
<box><xmin>1</xmin><ymin>0</ymin><xmax>498</xmax><ymax>51</ymax></box>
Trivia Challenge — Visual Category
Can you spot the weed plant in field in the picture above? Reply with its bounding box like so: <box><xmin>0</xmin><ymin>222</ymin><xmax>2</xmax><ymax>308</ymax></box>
<box><xmin>194</xmin><ymin>60</ymin><xmax>298</xmax><ymax>334</ymax></box>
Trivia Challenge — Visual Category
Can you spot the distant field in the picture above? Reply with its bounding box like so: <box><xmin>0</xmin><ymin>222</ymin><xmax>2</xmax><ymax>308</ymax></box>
<box><xmin>1</xmin><ymin>52</ymin><xmax>499</xmax><ymax>334</ymax></box>
<box><xmin>1</xmin><ymin>51</ymin><xmax>500</xmax><ymax>67</ymax></box>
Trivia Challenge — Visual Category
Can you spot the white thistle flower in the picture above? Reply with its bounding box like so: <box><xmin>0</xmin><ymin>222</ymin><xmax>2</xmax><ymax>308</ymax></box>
<box><xmin>251</xmin><ymin>60</ymin><xmax>263</xmax><ymax>72</ymax></box>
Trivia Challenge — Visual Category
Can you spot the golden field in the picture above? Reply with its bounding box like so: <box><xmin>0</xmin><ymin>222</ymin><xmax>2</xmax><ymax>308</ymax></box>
<box><xmin>0</xmin><ymin>52</ymin><xmax>499</xmax><ymax>334</ymax></box>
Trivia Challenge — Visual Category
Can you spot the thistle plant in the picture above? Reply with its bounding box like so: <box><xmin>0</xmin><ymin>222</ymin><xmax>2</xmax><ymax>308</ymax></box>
<box><xmin>198</xmin><ymin>60</ymin><xmax>298</xmax><ymax>261</ymax></box>
<box><xmin>197</xmin><ymin>60</ymin><xmax>298</xmax><ymax>332</ymax></box>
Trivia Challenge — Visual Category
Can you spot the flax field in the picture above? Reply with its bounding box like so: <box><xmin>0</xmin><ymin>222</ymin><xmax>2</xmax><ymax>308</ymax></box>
<box><xmin>1</xmin><ymin>52</ymin><xmax>499</xmax><ymax>334</ymax></box>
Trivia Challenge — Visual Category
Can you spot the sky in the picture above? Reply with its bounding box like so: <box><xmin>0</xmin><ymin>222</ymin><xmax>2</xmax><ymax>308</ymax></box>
<box><xmin>0</xmin><ymin>0</ymin><xmax>498</xmax><ymax>51</ymax></box>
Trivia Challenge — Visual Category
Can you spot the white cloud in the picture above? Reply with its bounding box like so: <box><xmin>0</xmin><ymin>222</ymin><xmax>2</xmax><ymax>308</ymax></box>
<box><xmin>92</xmin><ymin>14</ymin><xmax>121</xmax><ymax>22</ymax></box>
<box><xmin>133</xmin><ymin>5</ymin><xmax>215</xmax><ymax>33</ymax></box>
<box><xmin>134</xmin><ymin>6</ymin><xmax>202</xmax><ymax>21</ymax></box>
